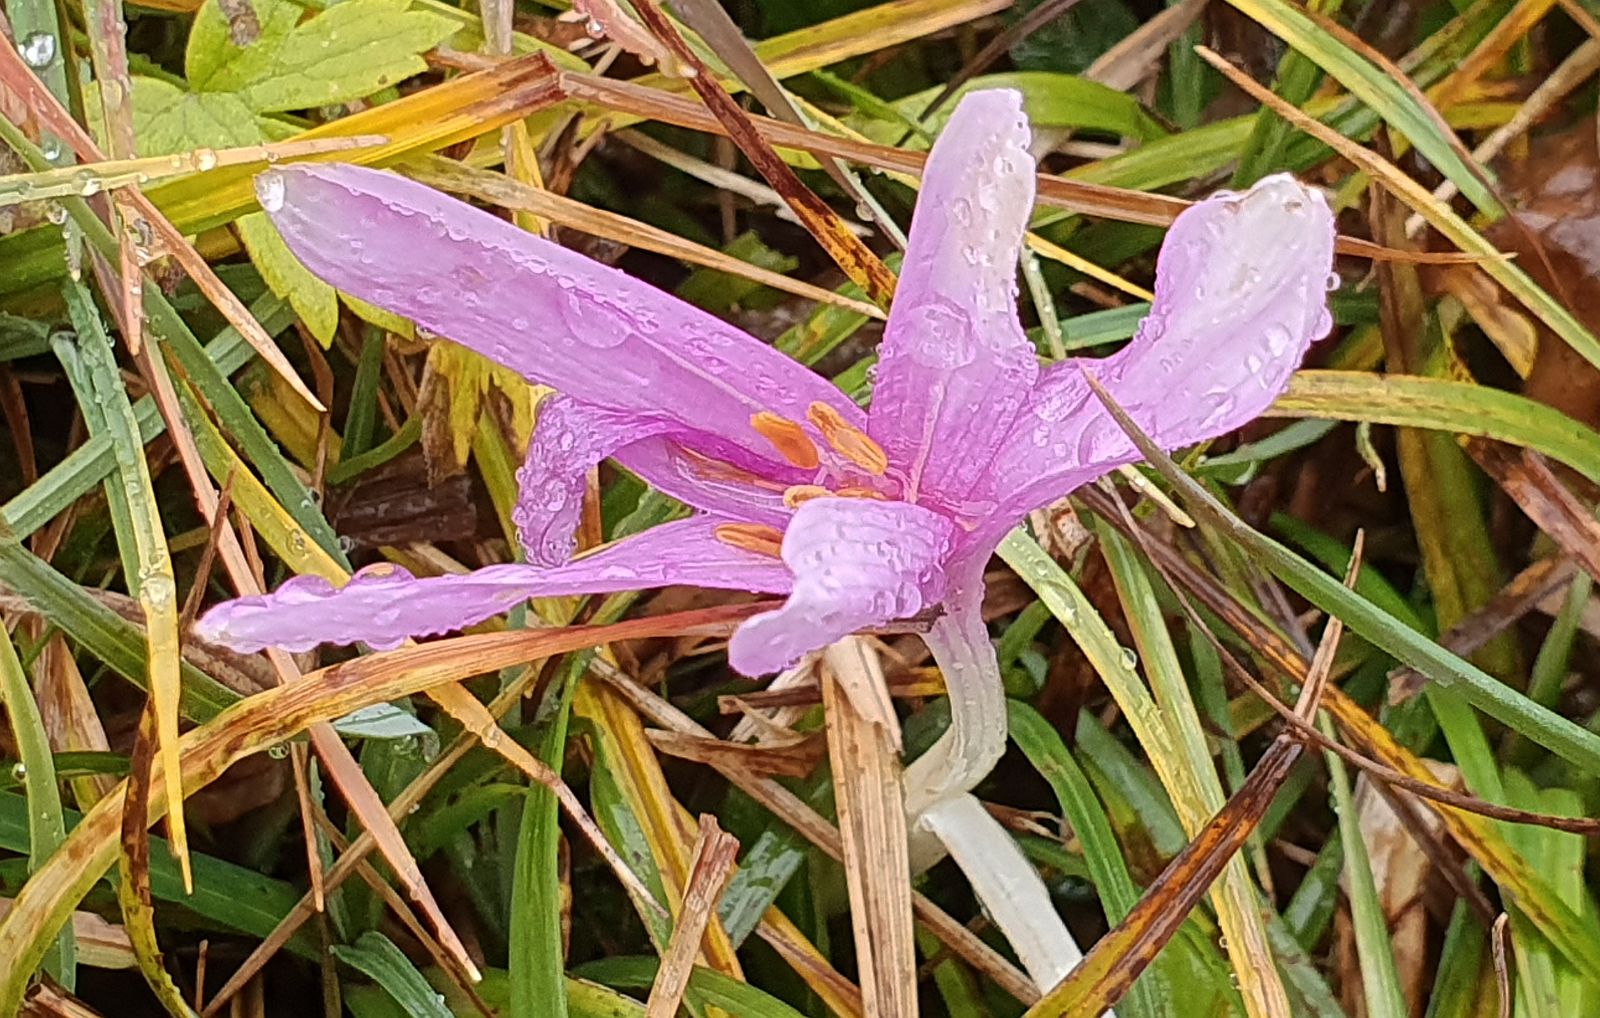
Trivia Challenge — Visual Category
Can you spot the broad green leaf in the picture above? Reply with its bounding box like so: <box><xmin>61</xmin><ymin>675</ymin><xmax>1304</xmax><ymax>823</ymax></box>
<box><xmin>187</xmin><ymin>0</ymin><xmax>457</xmax><ymax>114</ymax></box>
<box><xmin>131</xmin><ymin>78</ymin><xmax>341</xmax><ymax>342</ymax></box>
<box><xmin>186</xmin><ymin>0</ymin><xmax>302</xmax><ymax>91</ymax></box>
<box><xmin>854</xmin><ymin>71</ymin><xmax>1167</xmax><ymax>146</ymax></box>
<box><xmin>332</xmin><ymin>932</ymin><xmax>454</xmax><ymax>1018</ymax></box>
<box><xmin>130</xmin><ymin>76</ymin><xmax>258</xmax><ymax>155</ymax></box>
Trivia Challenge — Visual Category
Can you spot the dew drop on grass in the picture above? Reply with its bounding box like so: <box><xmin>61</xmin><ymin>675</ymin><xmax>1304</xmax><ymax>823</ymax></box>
<box><xmin>18</xmin><ymin>32</ymin><xmax>56</xmax><ymax>68</ymax></box>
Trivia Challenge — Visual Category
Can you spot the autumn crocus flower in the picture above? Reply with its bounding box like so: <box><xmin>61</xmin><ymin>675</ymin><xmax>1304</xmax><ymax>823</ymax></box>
<box><xmin>200</xmin><ymin>91</ymin><xmax>1334</xmax><ymax>978</ymax></box>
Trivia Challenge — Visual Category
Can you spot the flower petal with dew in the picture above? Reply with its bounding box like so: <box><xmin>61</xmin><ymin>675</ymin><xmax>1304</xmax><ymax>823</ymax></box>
<box><xmin>866</xmin><ymin>89</ymin><xmax>1038</xmax><ymax>516</ymax></box>
<box><xmin>201</xmin><ymin>89</ymin><xmax>1335</xmax><ymax>996</ymax></box>
<box><xmin>195</xmin><ymin>517</ymin><xmax>792</xmax><ymax>654</ymax></box>
<box><xmin>254</xmin><ymin>159</ymin><xmax>852</xmax><ymax>558</ymax></box>
<box><xmin>209</xmin><ymin>91</ymin><xmax>1333</xmax><ymax>806</ymax></box>
<box><xmin>728</xmin><ymin>497</ymin><xmax>956</xmax><ymax>676</ymax></box>
<box><xmin>977</xmin><ymin>173</ymin><xmax>1338</xmax><ymax>529</ymax></box>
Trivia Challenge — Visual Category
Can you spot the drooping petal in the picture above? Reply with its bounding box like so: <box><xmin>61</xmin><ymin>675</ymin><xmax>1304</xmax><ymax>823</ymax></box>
<box><xmin>984</xmin><ymin>172</ymin><xmax>1337</xmax><ymax>519</ymax></box>
<box><xmin>727</xmin><ymin>497</ymin><xmax>956</xmax><ymax>676</ymax></box>
<box><xmin>256</xmin><ymin>163</ymin><xmax>863</xmax><ymax>475</ymax></box>
<box><xmin>900</xmin><ymin>552</ymin><xmax>1007</xmax><ymax>819</ymax></box>
<box><xmin>867</xmin><ymin>89</ymin><xmax>1039</xmax><ymax>515</ymax></box>
<box><xmin>514</xmin><ymin>395</ymin><xmax>675</xmax><ymax>566</ymax></box>
<box><xmin>195</xmin><ymin>517</ymin><xmax>793</xmax><ymax>654</ymax></box>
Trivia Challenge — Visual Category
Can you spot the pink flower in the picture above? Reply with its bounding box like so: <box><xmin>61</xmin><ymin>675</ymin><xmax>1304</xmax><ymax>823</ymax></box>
<box><xmin>201</xmin><ymin>90</ymin><xmax>1334</xmax><ymax>807</ymax></box>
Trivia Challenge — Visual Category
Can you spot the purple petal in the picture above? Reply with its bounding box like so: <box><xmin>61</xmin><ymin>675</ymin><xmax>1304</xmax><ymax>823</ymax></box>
<box><xmin>256</xmin><ymin>163</ymin><xmax>863</xmax><ymax>474</ymax></box>
<box><xmin>983</xmin><ymin>173</ymin><xmax>1337</xmax><ymax>518</ymax></box>
<box><xmin>515</xmin><ymin>396</ymin><xmax>675</xmax><ymax>566</ymax></box>
<box><xmin>727</xmin><ymin>498</ymin><xmax>955</xmax><ymax>676</ymax></box>
<box><xmin>613</xmin><ymin>436</ymin><xmax>798</xmax><ymax>528</ymax></box>
<box><xmin>902</xmin><ymin>555</ymin><xmax>1006</xmax><ymax>816</ymax></box>
<box><xmin>194</xmin><ymin>517</ymin><xmax>793</xmax><ymax>654</ymax></box>
<box><xmin>868</xmin><ymin>89</ymin><xmax>1039</xmax><ymax>515</ymax></box>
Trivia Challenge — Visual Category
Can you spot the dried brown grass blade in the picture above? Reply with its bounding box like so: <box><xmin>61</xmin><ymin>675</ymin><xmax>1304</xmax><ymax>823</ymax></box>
<box><xmin>628</xmin><ymin>0</ymin><xmax>897</xmax><ymax>306</ymax></box>
<box><xmin>820</xmin><ymin>640</ymin><xmax>916</xmax><ymax>1018</ymax></box>
<box><xmin>0</xmin><ymin>42</ymin><xmax>324</xmax><ymax>412</ymax></box>
<box><xmin>668</xmin><ymin>0</ymin><xmax>897</xmax><ymax>244</ymax></box>
<box><xmin>409</xmin><ymin>157</ymin><xmax>884</xmax><ymax>317</ymax></box>
<box><xmin>645</xmin><ymin>816</ymin><xmax>740</xmax><ymax>1018</ymax></box>
<box><xmin>1463</xmin><ymin>439</ymin><xmax>1600</xmax><ymax>581</ymax></box>
<box><xmin>0</xmin><ymin>606</ymin><xmax>759</xmax><ymax>1016</ymax></box>
<box><xmin>586</xmin><ymin>655</ymin><xmax>1038</xmax><ymax>1004</ymax></box>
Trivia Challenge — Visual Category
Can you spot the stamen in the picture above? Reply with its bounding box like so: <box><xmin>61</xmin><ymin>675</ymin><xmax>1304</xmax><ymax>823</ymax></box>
<box><xmin>751</xmin><ymin>412</ymin><xmax>821</xmax><ymax>470</ymax></box>
<box><xmin>713</xmin><ymin>523</ymin><xmax>786</xmax><ymax>558</ymax></box>
<box><xmin>806</xmin><ymin>402</ymin><xmax>888</xmax><ymax>476</ymax></box>
<box><xmin>782</xmin><ymin>484</ymin><xmax>832</xmax><ymax>508</ymax></box>
<box><xmin>681</xmin><ymin>447</ymin><xmax>789</xmax><ymax>490</ymax></box>
<box><xmin>835</xmin><ymin>485</ymin><xmax>889</xmax><ymax>501</ymax></box>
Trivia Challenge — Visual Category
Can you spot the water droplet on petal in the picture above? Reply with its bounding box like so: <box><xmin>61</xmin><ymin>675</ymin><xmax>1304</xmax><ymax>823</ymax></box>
<box><xmin>896</xmin><ymin>300</ymin><xmax>976</xmax><ymax>369</ymax></box>
<box><xmin>257</xmin><ymin>172</ymin><xmax>286</xmax><ymax>213</ymax></box>
<box><xmin>1262</xmin><ymin>323</ymin><xmax>1292</xmax><ymax>356</ymax></box>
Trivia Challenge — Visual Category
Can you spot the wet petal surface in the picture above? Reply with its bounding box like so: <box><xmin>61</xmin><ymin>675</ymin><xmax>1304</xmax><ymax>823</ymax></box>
<box><xmin>867</xmin><ymin>89</ymin><xmax>1039</xmax><ymax>515</ymax></box>
<box><xmin>258</xmin><ymin>163</ymin><xmax>863</xmax><ymax>475</ymax></box>
<box><xmin>727</xmin><ymin>497</ymin><xmax>956</xmax><ymax>675</ymax></box>
<box><xmin>984</xmin><ymin>172</ymin><xmax>1337</xmax><ymax>518</ymax></box>
<box><xmin>514</xmin><ymin>396</ymin><xmax>676</xmax><ymax>566</ymax></box>
<box><xmin>196</xmin><ymin>517</ymin><xmax>793</xmax><ymax>654</ymax></box>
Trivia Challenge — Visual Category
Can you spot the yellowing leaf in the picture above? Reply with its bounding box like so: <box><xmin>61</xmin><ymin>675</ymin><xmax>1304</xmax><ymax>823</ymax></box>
<box><xmin>239</xmin><ymin>213</ymin><xmax>340</xmax><ymax>343</ymax></box>
<box><xmin>419</xmin><ymin>341</ymin><xmax>541</xmax><ymax>475</ymax></box>
<box><xmin>344</xmin><ymin>292</ymin><xmax>416</xmax><ymax>339</ymax></box>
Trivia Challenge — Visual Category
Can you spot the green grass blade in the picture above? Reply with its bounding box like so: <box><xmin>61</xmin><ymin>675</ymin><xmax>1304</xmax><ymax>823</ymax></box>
<box><xmin>0</xmin><ymin>627</ymin><xmax>75</xmax><ymax>986</ymax></box>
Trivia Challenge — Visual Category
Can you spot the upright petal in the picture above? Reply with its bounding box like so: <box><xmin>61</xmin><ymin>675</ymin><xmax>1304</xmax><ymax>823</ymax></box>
<box><xmin>984</xmin><ymin>173</ymin><xmax>1337</xmax><ymax>519</ymax></box>
<box><xmin>867</xmin><ymin>89</ymin><xmax>1039</xmax><ymax>515</ymax></box>
<box><xmin>195</xmin><ymin>517</ymin><xmax>793</xmax><ymax>654</ymax></box>
<box><xmin>257</xmin><ymin>163</ymin><xmax>864</xmax><ymax>473</ymax></box>
<box><xmin>727</xmin><ymin>498</ymin><xmax>956</xmax><ymax>676</ymax></box>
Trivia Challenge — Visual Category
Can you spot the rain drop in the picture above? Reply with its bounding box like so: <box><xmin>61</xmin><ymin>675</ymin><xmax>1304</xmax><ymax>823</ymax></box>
<box><xmin>257</xmin><ymin>172</ymin><xmax>286</xmax><ymax>213</ymax></box>
<box><xmin>10</xmin><ymin>762</ymin><xmax>26</xmax><ymax>781</ymax></box>
<box><xmin>45</xmin><ymin>203</ymin><xmax>68</xmax><ymax>226</ymax></box>
<box><xmin>1118</xmin><ymin>646</ymin><xmax>1138</xmax><ymax>670</ymax></box>
<box><xmin>40</xmin><ymin>138</ymin><xmax>63</xmax><ymax>162</ymax></box>
<box><xmin>266</xmin><ymin>743</ymin><xmax>289</xmax><ymax>760</ymax></box>
<box><xmin>194</xmin><ymin>147</ymin><xmax>219</xmax><ymax>171</ymax></box>
<box><xmin>1325</xmin><ymin>271</ymin><xmax>1341</xmax><ymax>292</ymax></box>
<box><xmin>1261</xmin><ymin>323</ymin><xmax>1292</xmax><ymax>356</ymax></box>
<box><xmin>18</xmin><ymin>32</ymin><xmax>56</xmax><ymax>69</ymax></box>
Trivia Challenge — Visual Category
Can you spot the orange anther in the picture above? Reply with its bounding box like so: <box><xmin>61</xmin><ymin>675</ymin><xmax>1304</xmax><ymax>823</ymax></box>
<box><xmin>782</xmin><ymin>484</ymin><xmax>833</xmax><ymax>508</ymax></box>
<box><xmin>751</xmin><ymin>412</ymin><xmax>821</xmax><ymax>470</ymax></box>
<box><xmin>835</xmin><ymin>485</ymin><xmax>889</xmax><ymax>501</ymax></box>
<box><xmin>713</xmin><ymin>523</ymin><xmax>786</xmax><ymax>558</ymax></box>
<box><xmin>681</xmin><ymin>447</ymin><xmax>785</xmax><ymax>489</ymax></box>
<box><xmin>806</xmin><ymin>402</ymin><xmax>888</xmax><ymax>475</ymax></box>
